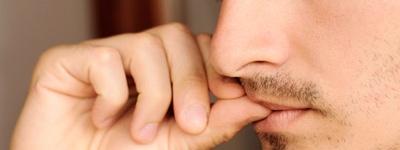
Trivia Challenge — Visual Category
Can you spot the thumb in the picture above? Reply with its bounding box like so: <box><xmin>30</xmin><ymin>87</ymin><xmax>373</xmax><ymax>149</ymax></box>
<box><xmin>175</xmin><ymin>96</ymin><xmax>271</xmax><ymax>149</ymax></box>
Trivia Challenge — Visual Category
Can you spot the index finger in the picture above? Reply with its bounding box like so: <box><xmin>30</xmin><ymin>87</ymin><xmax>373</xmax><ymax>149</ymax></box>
<box><xmin>146</xmin><ymin>23</ymin><xmax>210</xmax><ymax>134</ymax></box>
<box><xmin>85</xmin><ymin>33</ymin><xmax>173</xmax><ymax>143</ymax></box>
<box><xmin>196</xmin><ymin>34</ymin><xmax>246</xmax><ymax>99</ymax></box>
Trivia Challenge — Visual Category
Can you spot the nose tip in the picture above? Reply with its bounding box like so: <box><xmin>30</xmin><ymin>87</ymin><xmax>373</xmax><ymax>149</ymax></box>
<box><xmin>210</xmin><ymin>34</ymin><xmax>291</xmax><ymax>78</ymax></box>
<box><xmin>209</xmin><ymin>42</ymin><xmax>238</xmax><ymax>77</ymax></box>
<box><xmin>209</xmin><ymin>0</ymin><xmax>292</xmax><ymax>78</ymax></box>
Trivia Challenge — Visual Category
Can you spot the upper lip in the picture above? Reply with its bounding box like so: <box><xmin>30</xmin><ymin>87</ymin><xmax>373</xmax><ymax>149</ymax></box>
<box><xmin>258</xmin><ymin>101</ymin><xmax>308</xmax><ymax>111</ymax></box>
<box><xmin>247</xmin><ymin>95</ymin><xmax>309</xmax><ymax>111</ymax></box>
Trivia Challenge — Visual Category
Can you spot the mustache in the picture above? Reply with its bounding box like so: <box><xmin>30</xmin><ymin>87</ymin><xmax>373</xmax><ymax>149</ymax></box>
<box><xmin>239</xmin><ymin>73</ymin><xmax>321</xmax><ymax>106</ymax></box>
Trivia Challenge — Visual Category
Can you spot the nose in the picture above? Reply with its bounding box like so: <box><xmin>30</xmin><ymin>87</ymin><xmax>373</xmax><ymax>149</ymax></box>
<box><xmin>210</xmin><ymin>1</ymin><xmax>292</xmax><ymax>78</ymax></box>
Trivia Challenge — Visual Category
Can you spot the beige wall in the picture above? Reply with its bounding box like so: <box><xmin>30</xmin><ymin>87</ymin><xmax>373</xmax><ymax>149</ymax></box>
<box><xmin>0</xmin><ymin>1</ymin><xmax>260</xmax><ymax>149</ymax></box>
<box><xmin>0</xmin><ymin>0</ymin><xmax>94</xmax><ymax>149</ymax></box>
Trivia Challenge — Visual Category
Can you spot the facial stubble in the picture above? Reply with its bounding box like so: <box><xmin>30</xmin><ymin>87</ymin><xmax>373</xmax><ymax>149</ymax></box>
<box><xmin>240</xmin><ymin>72</ymin><xmax>332</xmax><ymax>149</ymax></box>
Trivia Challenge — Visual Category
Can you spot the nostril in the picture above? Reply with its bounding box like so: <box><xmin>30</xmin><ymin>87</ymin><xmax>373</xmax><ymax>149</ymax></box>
<box><xmin>238</xmin><ymin>61</ymin><xmax>273</xmax><ymax>71</ymax></box>
<box><xmin>254</xmin><ymin>61</ymin><xmax>267</xmax><ymax>64</ymax></box>
<box><xmin>235</xmin><ymin>60</ymin><xmax>281</xmax><ymax>78</ymax></box>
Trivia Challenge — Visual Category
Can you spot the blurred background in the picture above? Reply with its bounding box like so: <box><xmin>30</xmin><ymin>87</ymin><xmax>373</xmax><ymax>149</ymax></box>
<box><xmin>0</xmin><ymin>0</ymin><xmax>261</xmax><ymax>149</ymax></box>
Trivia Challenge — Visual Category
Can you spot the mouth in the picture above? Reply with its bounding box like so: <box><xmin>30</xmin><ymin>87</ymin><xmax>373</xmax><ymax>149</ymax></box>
<box><xmin>250</xmin><ymin>99</ymin><xmax>312</xmax><ymax>132</ymax></box>
<box><xmin>255</xmin><ymin>109</ymin><xmax>311</xmax><ymax>131</ymax></box>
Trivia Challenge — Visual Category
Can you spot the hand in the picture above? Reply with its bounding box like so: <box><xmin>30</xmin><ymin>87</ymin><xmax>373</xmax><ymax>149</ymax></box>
<box><xmin>11</xmin><ymin>23</ymin><xmax>271</xmax><ymax>150</ymax></box>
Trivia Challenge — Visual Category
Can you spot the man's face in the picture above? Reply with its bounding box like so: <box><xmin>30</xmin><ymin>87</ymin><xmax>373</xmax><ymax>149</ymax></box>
<box><xmin>211</xmin><ymin>0</ymin><xmax>400</xmax><ymax>149</ymax></box>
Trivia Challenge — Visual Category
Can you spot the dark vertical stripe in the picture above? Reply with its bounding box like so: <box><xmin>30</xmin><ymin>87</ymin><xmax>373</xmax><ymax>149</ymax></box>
<box><xmin>93</xmin><ymin>0</ymin><xmax>162</xmax><ymax>38</ymax></box>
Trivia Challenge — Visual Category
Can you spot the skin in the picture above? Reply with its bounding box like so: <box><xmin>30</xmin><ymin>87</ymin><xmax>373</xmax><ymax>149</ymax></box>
<box><xmin>212</xmin><ymin>0</ymin><xmax>400</xmax><ymax>149</ymax></box>
<box><xmin>11</xmin><ymin>24</ymin><xmax>270</xmax><ymax>150</ymax></box>
<box><xmin>11</xmin><ymin>0</ymin><xmax>400</xmax><ymax>150</ymax></box>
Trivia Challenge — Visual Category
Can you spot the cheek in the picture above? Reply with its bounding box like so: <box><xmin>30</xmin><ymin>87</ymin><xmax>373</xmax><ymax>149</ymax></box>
<box><xmin>292</xmin><ymin>1</ymin><xmax>400</xmax><ymax>102</ymax></box>
<box><xmin>293</xmin><ymin>0</ymin><xmax>400</xmax><ymax>69</ymax></box>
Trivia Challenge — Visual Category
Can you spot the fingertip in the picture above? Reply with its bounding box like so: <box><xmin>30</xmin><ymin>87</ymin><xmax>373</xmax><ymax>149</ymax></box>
<box><xmin>209</xmin><ymin>76</ymin><xmax>245</xmax><ymax>99</ymax></box>
<box><xmin>172</xmin><ymin>82</ymin><xmax>210</xmax><ymax>135</ymax></box>
<box><xmin>180</xmin><ymin>105</ymin><xmax>209</xmax><ymax>134</ymax></box>
<box><xmin>195</xmin><ymin>96</ymin><xmax>271</xmax><ymax>147</ymax></box>
<box><xmin>92</xmin><ymin>109</ymin><xmax>116</xmax><ymax>129</ymax></box>
<box><xmin>131</xmin><ymin>122</ymin><xmax>159</xmax><ymax>144</ymax></box>
<box><xmin>92</xmin><ymin>106</ymin><xmax>115</xmax><ymax>129</ymax></box>
<box><xmin>209</xmin><ymin>96</ymin><xmax>271</xmax><ymax>128</ymax></box>
<box><xmin>129</xmin><ymin>93</ymin><xmax>170</xmax><ymax>144</ymax></box>
<box><xmin>99</xmin><ymin>117</ymin><xmax>115</xmax><ymax>129</ymax></box>
<box><xmin>92</xmin><ymin>94</ymin><xmax>127</xmax><ymax>129</ymax></box>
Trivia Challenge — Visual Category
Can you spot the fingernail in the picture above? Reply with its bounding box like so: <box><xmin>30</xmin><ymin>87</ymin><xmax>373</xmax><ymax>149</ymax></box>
<box><xmin>138</xmin><ymin>123</ymin><xmax>158</xmax><ymax>142</ymax></box>
<box><xmin>184</xmin><ymin>105</ymin><xmax>208</xmax><ymax>126</ymax></box>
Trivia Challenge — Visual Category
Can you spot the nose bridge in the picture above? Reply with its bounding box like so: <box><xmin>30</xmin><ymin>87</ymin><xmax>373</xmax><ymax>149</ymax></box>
<box><xmin>211</xmin><ymin>1</ymin><xmax>292</xmax><ymax>78</ymax></box>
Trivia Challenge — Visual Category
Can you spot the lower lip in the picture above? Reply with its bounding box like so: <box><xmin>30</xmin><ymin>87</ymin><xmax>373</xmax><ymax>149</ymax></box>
<box><xmin>254</xmin><ymin>109</ymin><xmax>310</xmax><ymax>132</ymax></box>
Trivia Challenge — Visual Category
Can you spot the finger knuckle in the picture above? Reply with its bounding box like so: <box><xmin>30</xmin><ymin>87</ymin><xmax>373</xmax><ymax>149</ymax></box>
<box><xmin>91</xmin><ymin>46</ymin><xmax>120</xmax><ymax>64</ymax></box>
<box><xmin>35</xmin><ymin>45</ymin><xmax>81</xmax><ymax>72</ymax></box>
<box><xmin>126</xmin><ymin>32</ymin><xmax>162</xmax><ymax>45</ymax></box>
<box><xmin>162</xmin><ymin>22</ymin><xmax>193</xmax><ymax>36</ymax></box>
<box><xmin>135</xmin><ymin>32</ymin><xmax>163</xmax><ymax>46</ymax></box>
<box><xmin>39</xmin><ymin>45</ymin><xmax>69</xmax><ymax>61</ymax></box>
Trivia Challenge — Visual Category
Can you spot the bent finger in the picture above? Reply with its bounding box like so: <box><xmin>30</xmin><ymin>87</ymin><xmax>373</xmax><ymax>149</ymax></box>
<box><xmin>128</xmin><ymin>35</ymin><xmax>172</xmax><ymax>144</ymax></box>
<box><xmin>86</xmin><ymin>33</ymin><xmax>172</xmax><ymax>144</ymax></box>
<box><xmin>170</xmin><ymin>96</ymin><xmax>271</xmax><ymax>149</ymax></box>
<box><xmin>36</xmin><ymin>45</ymin><xmax>130</xmax><ymax>129</ymax></box>
<box><xmin>196</xmin><ymin>34</ymin><xmax>245</xmax><ymax>99</ymax></box>
<box><xmin>86</xmin><ymin>46</ymin><xmax>130</xmax><ymax>128</ymax></box>
<box><xmin>201</xmin><ymin>96</ymin><xmax>271</xmax><ymax>148</ymax></box>
<box><xmin>147</xmin><ymin>24</ymin><xmax>210</xmax><ymax>134</ymax></box>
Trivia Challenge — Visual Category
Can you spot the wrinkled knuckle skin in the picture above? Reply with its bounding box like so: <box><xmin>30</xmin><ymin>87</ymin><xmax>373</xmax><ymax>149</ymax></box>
<box><xmin>32</xmin><ymin>45</ymin><xmax>69</xmax><ymax>88</ymax></box>
<box><xmin>183</xmin><ymin>74</ymin><xmax>208</xmax><ymax>87</ymax></box>
<box><xmin>38</xmin><ymin>45</ymin><xmax>70</xmax><ymax>63</ymax></box>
